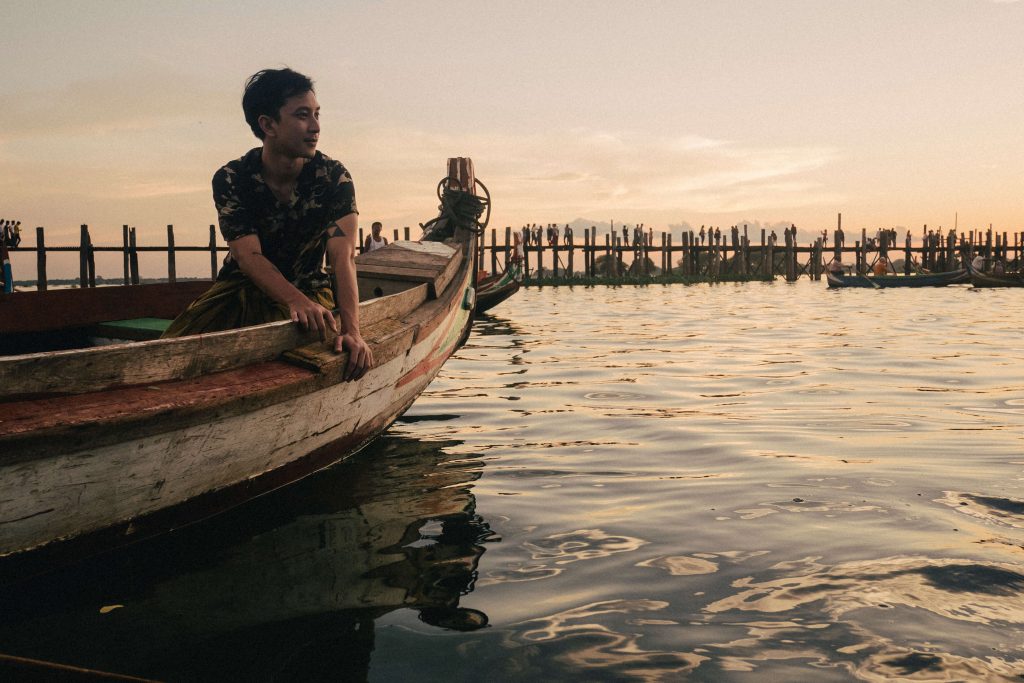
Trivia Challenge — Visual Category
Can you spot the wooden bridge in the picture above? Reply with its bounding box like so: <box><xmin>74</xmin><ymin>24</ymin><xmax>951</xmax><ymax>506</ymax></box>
<box><xmin>3</xmin><ymin>219</ymin><xmax>1022</xmax><ymax>290</ymax></box>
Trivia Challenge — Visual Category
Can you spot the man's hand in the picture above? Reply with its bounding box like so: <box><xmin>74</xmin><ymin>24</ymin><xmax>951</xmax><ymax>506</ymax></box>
<box><xmin>336</xmin><ymin>331</ymin><xmax>373</xmax><ymax>381</ymax></box>
<box><xmin>288</xmin><ymin>296</ymin><xmax>338</xmax><ymax>341</ymax></box>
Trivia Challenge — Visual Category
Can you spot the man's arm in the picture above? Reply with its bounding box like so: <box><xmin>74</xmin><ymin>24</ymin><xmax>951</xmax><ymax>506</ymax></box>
<box><xmin>228</xmin><ymin>234</ymin><xmax>338</xmax><ymax>339</ymax></box>
<box><xmin>325</xmin><ymin>214</ymin><xmax>373</xmax><ymax>380</ymax></box>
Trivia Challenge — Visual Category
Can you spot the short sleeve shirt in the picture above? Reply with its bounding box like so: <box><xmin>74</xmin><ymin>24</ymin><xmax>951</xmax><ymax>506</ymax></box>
<box><xmin>213</xmin><ymin>148</ymin><xmax>357</xmax><ymax>292</ymax></box>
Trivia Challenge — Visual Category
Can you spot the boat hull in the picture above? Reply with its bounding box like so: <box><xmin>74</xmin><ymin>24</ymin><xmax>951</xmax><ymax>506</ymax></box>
<box><xmin>967</xmin><ymin>262</ymin><xmax>1024</xmax><ymax>288</ymax></box>
<box><xmin>826</xmin><ymin>269</ymin><xmax>968</xmax><ymax>289</ymax></box>
<box><xmin>0</xmin><ymin>285</ymin><xmax>470</xmax><ymax>558</ymax></box>
<box><xmin>476</xmin><ymin>261</ymin><xmax>522</xmax><ymax>314</ymax></box>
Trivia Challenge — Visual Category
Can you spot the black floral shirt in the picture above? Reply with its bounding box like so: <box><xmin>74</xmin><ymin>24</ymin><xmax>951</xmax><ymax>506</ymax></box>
<box><xmin>214</xmin><ymin>148</ymin><xmax>357</xmax><ymax>292</ymax></box>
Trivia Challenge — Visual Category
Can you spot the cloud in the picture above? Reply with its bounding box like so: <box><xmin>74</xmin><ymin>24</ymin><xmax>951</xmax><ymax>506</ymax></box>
<box><xmin>342</xmin><ymin>124</ymin><xmax>844</xmax><ymax>227</ymax></box>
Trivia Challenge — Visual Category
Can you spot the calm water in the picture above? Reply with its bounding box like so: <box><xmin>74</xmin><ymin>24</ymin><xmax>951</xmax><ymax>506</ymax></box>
<box><xmin>3</xmin><ymin>280</ymin><xmax>1024</xmax><ymax>681</ymax></box>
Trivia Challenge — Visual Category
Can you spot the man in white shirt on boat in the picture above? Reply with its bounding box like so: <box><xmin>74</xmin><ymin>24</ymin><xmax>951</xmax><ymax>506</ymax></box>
<box><xmin>364</xmin><ymin>221</ymin><xmax>388</xmax><ymax>252</ymax></box>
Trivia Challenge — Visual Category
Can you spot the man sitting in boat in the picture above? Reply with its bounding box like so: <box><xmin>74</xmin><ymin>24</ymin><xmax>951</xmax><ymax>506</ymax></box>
<box><xmin>872</xmin><ymin>256</ymin><xmax>890</xmax><ymax>276</ymax></box>
<box><xmin>163</xmin><ymin>67</ymin><xmax>372</xmax><ymax>380</ymax></box>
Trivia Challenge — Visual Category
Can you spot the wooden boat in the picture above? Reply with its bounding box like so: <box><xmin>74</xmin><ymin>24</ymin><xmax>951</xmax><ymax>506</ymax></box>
<box><xmin>825</xmin><ymin>268</ymin><xmax>968</xmax><ymax>289</ymax></box>
<box><xmin>967</xmin><ymin>261</ymin><xmax>1024</xmax><ymax>288</ymax></box>
<box><xmin>475</xmin><ymin>248</ymin><xmax>522</xmax><ymax>314</ymax></box>
<box><xmin>0</xmin><ymin>158</ymin><xmax>487</xmax><ymax>564</ymax></box>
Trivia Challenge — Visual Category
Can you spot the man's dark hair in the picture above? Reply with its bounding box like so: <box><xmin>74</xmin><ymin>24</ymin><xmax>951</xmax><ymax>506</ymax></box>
<box><xmin>242</xmin><ymin>68</ymin><xmax>315</xmax><ymax>139</ymax></box>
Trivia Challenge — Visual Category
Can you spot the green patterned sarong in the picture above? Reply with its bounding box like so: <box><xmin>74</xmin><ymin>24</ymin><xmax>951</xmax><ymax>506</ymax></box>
<box><xmin>161</xmin><ymin>274</ymin><xmax>335</xmax><ymax>338</ymax></box>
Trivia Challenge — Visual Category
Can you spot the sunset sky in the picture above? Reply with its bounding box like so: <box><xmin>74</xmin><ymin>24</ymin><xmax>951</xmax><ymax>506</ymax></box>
<box><xmin>3</xmin><ymin>0</ymin><xmax>1023</xmax><ymax>277</ymax></box>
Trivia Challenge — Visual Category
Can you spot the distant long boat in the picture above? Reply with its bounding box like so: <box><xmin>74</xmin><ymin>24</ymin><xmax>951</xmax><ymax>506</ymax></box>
<box><xmin>475</xmin><ymin>257</ymin><xmax>522</xmax><ymax>314</ymax></box>
<box><xmin>826</xmin><ymin>268</ymin><xmax>968</xmax><ymax>289</ymax></box>
<box><xmin>967</xmin><ymin>262</ymin><xmax>1024</xmax><ymax>288</ymax></box>
<box><xmin>0</xmin><ymin>158</ymin><xmax>486</xmax><ymax>568</ymax></box>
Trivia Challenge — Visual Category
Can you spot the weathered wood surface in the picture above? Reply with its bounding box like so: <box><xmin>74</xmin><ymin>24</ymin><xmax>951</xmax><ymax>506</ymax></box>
<box><xmin>0</xmin><ymin>305</ymin><xmax>434</xmax><ymax>460</ymax></box>
<box><xmin>354</xmin><ymin>240</ymin><xmax>461</xmax><ymax>298</ymax></box>
<box><xmin>0</xmin><ymin>281</ymin><xmax>430</xmax><ymax>399</ymax></box>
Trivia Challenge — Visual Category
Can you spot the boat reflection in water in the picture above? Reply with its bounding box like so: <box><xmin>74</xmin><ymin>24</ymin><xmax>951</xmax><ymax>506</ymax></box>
<box><xmin>0</xmin><ymin>433</ymin><xmax>494</xmax><ymax>681</ymax></box>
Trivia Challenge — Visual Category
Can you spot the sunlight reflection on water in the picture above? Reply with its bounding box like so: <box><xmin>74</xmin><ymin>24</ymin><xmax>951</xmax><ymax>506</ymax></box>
<box><xmin>2</xmin><ymin>280</ymin><xmax>1024</xmax><ymax>681</ymax></box>
<box><xmin>377</xmin><ymin>280</ymin><xmax>1024</xmax><ymax>681</ymax></box>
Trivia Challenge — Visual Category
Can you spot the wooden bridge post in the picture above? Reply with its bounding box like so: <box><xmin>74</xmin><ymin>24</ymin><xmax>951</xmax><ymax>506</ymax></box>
<box><xmin>35</xmin><ymin>227</ymin><xmax>47</xmax><ymax>291</ymax></box>
<box><xmin>504</xmin><ymin>226</ymin><xmax>512</xmax><ymax>270</ymax></box>
<box><xmin>537</xmin><ymin>232</ymin><xmax>546</xmax><ymax>280</ymax></box>
<box><xmin>743</xmin><ymin>235</ymin><xmax>751</xmax><ymax>275</ymax></box>
<box><xmin>490</xmin><ymin>228</ymin><xmax>498</xmax><ymax>275</ymax></box>
<box><xmin>760</xmin><ymin>229</ymin><xmax>767</xmax><ymax>276</ymax></box>
<box><xmin>783</xmin><ymin>228</ymin><xmax>794</xmax><ymax>281</ymax></box>
<box><xmin>79</xmin><ymin>224</ymin><xmax>90</xmax><ymax>288</ymax></box>
<box><xmin>122</xmin><ymin>225</ymin><xmax>131</xmax><ymax>285</ymax></box>
<box><xmin>604</xmin><ymin>234</ymin><xmax>612</xmax><ymax>277</ymax></box>
<box><xmin>766</xmin><ymin>232</ymin><xmax>774</xmax><ymax>276</ymax></box>
<box><xmin>209</xmin><ymin>225</ymin><xmax>218</xmax><ymax>279</ymax></box>
<box><xmin>404</xmin><ymin>226</ymin><xmax>411</xmax><ymax>240</ymax></box>
<box><xmin>904</xmin><ymin>231</ymin><xmax>912</xmax><ymax>275</ymax></box>
<box><xmin>583</xmin><ymin>229</ymin><xmax>591</xmax><ymax>277</ymax></box>
<box><xmin>166</xmin><ymin>224</ymin><xmax>177</xmax><ymax>283</ymax></box>
<box><xmin>567</xmin><ymin>235</ymin><xmax>575</xmax><ymax>277</ymax></box>
<box><xmin>129</xmin><ymin>227</ymin><xmax>140</xmax><ymax>285</ymax></box>
<box><xmin>659</xmin><ymin>232</ymin><xmax>666</xmax><ymax>273</ymax></box>
<box><xmin>522</xmin><ymin>227</ymin><xmax>531</xmax><ymax>280</ymax></box>
<box><xmin>587</xmin><ymin>226</ymin><xmax>594</xmax><ymax>276</ymax></box>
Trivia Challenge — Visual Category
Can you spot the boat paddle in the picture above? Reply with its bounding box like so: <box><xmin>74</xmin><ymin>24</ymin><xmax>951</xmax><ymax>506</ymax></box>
<box><xmin>858</xmin><ymin>272</ymin><xmax>881</xmax><ymax>289</ymax></box>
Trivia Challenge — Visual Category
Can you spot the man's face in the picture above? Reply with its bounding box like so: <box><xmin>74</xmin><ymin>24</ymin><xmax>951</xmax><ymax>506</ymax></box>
<box><xmin>264</xmin><ymin>90</ymin><xmax>320</xmax><ymax>159</ymax></box>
